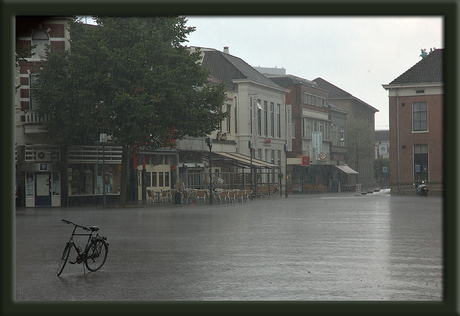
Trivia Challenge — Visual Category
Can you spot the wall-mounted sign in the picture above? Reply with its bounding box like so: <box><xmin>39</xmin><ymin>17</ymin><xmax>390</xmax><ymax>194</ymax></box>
<box><xmin>312</xmin><ymin>132</ymin><xmax>322</xmax><ymax>160</ymax></box>
<box><xmin>379</xmin><ymin>144</ymin><xmax>388</xmax><ymax>156</ymax></box>
<box><xmin>301</xmin><ymin>156</ymin><xmax>310</xmax><ymax>166</ymax></box>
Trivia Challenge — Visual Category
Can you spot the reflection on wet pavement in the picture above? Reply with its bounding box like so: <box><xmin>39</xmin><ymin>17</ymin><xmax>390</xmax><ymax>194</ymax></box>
<box><xmin>15</xmin><ymin>193</ymin><xmax>443</xmax><ymax>301</ymax></box>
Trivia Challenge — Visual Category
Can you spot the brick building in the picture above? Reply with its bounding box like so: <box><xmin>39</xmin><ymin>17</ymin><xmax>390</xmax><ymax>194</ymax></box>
<box><xmin>15</xmin><ymin>17</ymin><xmax>127</xmax><ymax>207</ymax></box>
<box><xmin>266</xmin><ymin>74</ymin><xmax>355</xmax><ymax>193</ymax></box>
<box><xmin>382</xmin><ymin>49</ymin><xmax>443</xmax><ymax>194</ymax></box>
<box><xmin>314</xmin><ymin>78</ymin><xmax>379</xmax><ymax>187</ymax></box>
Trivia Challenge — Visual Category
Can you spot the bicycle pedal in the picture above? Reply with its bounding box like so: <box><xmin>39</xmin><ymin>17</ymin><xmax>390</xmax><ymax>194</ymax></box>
<box><xmin>69</xmin><ymin>261</ymin><xmax>76</xmax><ymax>264</ymax></box>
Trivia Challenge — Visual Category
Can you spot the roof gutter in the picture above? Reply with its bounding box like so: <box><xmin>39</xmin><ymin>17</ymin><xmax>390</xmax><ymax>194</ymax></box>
<box><xmin>232</xmin><ymin>78</ymin><xmax>290</xmax><ymax>93</ymax></box>
<box><xmin>382</xmin><ymin>82</ymin><xmax>443</xmax><ymax>90</ymax></box>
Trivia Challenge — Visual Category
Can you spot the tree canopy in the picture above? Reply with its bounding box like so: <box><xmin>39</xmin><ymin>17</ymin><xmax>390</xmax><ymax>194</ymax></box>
<box><xmin>33</xmin><ymin>16</ymin><xmax>227</xmax><ymax>205</ymax></box>
<box><xmin>346</xmin><ymin>118</ymin><xmax>374</xmax><ymax>176</ymax></box>
<box><xmin>34</xmin><ymin>16</ymin><xmax>227</xmax><ymax>147</ymax></box>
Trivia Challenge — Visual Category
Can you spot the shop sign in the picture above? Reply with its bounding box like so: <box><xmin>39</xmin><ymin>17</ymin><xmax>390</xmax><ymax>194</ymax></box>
<box><xmin>301</xmin><ymin>156</ymin><xmax>310</xmax><ymax>166</ymax></box>
<box><xmin>312</xmin><ymin>132</ymin><xmax>322</xmax><ymax>160</ymax></box>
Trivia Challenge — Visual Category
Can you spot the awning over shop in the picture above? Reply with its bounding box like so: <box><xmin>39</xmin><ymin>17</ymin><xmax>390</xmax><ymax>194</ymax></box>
<box><xmin>203</xmin><ymin>151</ymin><xmax>280</xmax><ymax>169</ymax></box>
<box><xmin>334</xmin><ymin>164</ymin><xmax>359</xmax><ymax>174</ymax></box>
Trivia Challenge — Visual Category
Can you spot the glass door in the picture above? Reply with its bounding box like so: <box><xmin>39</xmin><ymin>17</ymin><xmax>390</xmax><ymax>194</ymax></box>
<box><xmin>35</xmin><ymin>173</ymin><xmax>51</xmax><ymax>206</ymax></box>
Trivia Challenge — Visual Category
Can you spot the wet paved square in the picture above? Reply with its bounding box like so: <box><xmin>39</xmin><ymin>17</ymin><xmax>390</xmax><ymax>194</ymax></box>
<box><xmin>14</xmin><ymin>191</ymin><xmax>443</xmax><ymax>302</ymax></box>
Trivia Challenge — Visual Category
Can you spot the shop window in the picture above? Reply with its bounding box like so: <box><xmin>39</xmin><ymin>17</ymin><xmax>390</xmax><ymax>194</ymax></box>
<box><xmin>414</xmin><ymin>144</ymin><xmax>428</xmax><ymax>182</ymax></box>
<box><xmin>145</xmin><ymin>171</ymin><xmax>151</xmax><ymax>187</ymax></box>
<box><xmin>152</xmin><ymin>172</ymin><xmax>157</xmax><ymax>187</ymax></box>
<box><xmin>188</xmin><ymin>170</ymin><xmax>202</xmax><ymax>188</ymax></box>
<box><xmin>159</xmin><ymin>172</ymin><xmax>164</xmax><ymax>187</ymax></box>
<box><xmin>69</xmin><ymin>163</ymin><xmax>120</xmax><ymax>195</ymax></box>
<box><xmin>165</xmin><ymin>172</ymin><xmax>170</xmax><ymax>187</ymax></box>
<box><xmin>52</xmin><ymin>172</ymin><xmax>60</xmax><ymax>195</ymax></box>
<box><xmin>26</xmin><ymin>173</ymin><xmax>34</xmax><ymax>197</ymax></box>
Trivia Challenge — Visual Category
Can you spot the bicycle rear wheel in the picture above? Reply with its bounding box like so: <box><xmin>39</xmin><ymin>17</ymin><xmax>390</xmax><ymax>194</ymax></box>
<box><xmin>57</xmin><ymin>243</ymin><xmax>71</xmax><ymax>276</ymax></box>
<box><xmin>85</xmin><ymin>239</ymin><xmax>108</xmax><ymax>272</ymax></box>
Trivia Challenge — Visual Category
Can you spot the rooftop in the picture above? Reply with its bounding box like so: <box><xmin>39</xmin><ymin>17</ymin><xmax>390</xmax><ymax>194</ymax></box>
<box><xmin>313</xmin><ymin>77</ymin><xmax>379</xmax><ymax>113</ymax></box>
<box><xmin>388</xmin><ymin>48</ymin><xmax>443</xmax><ymax>85</ymax></box>
<box><xmin>200</xmin><ymin>49</ymin><xmax>283</xmax><ymax>91</ymax></box>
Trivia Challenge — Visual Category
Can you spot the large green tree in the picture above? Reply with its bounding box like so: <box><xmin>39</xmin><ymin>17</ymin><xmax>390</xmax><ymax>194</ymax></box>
<box><xmin>34</xmin><ymin>16</ymin><xmax>226</xmax><ymax>205</ymax></box>
<box><xmin>346</xmin><ymin>118</ymin><xmax>374</xmax><ymax>182</ymax></box>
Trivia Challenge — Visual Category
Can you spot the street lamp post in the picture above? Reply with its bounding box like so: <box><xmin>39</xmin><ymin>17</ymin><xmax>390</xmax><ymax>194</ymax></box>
<box><xmin>248</xmin><ymin>141</ymin><xmax>253</xmax><ymax>200</ymax></box>
<box><xmin>206</xmin><ymin>137</ymin><xmax>213</xmax><ymax>205</ymax></box>
<box><xmin>100</xmin><ymin>133</ymin><xmax>107</xmax><ymax>209</ymax></box>
<box><xmin>284</xmin><ymin>143</ymin><xmax>288</xmax><ymax>198</ymax></box>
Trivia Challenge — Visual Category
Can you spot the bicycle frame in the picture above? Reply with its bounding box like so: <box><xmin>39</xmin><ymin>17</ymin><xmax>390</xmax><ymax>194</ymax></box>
<box><xmin>68</xmin><ymin>228</ymin><xmax>92</xmax><ymax>263</ymax></box>
<box><xmin>62</xmin><ymin>219</ymin><xmax>108</xmax><ymax>264</ymax></box>
<box><xmin>58</xmin><ymin>219</ymin><xmax>109</xmax><ymax>276</ymax></box>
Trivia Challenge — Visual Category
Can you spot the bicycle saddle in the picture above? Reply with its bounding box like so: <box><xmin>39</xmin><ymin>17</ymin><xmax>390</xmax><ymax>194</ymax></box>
<box><xmin>89</xmin><ymin>226</ymin><xmax>99</xmax><ymax>232</ymax></box>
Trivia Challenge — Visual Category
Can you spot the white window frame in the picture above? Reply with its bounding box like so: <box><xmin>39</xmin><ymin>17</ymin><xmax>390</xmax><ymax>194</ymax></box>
<box><xmin>31</xmin><ymin>30</ymin><xmax>50</xmax><ymax>60</ymax></box>
<box><xmin>412</xmin><ymin>101</ymin><xmax>428</xmax><ymax>132</ymax></box>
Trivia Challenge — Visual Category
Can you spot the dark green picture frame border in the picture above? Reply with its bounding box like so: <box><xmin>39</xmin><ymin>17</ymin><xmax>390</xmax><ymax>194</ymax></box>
<box><xmin>2</xmin><ymin>0</ymin><xmax>458</xmax><ymax>315</ymax></box>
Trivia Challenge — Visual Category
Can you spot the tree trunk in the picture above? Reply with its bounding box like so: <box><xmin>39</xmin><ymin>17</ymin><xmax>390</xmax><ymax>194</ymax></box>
<box><xmin>60</xmin><ymin>145</ymin><xmax>69</xmax><ymax>207</ymax></box>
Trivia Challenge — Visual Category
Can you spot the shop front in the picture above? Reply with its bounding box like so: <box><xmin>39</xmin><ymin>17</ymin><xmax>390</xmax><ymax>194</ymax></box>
<box><xmin>22</xmin><ymin>163</ymin><xmax>63</xmax><ymax>207</ymax></box>
<box><xmin>67</xmin><ymin>146</ymin><xmax>122</xmax><ymax>206</ymax></box>
<box><xmin>286</xmin><ymin>156</ymin><xmax>357</xmax><ymax>194</ymax></box>
<box><xmin>135</xmin><ymin>149</ymin><xmax>179</xmax><ymax>203</ymax></box>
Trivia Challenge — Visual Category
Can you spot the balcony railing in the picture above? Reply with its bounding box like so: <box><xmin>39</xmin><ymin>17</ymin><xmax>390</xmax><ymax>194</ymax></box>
<box><xmin>25</xmin><ymin>110</ymin><xmax>51</xmax><ymax>124</ymax></box>
<box><xmin>68</xmin><ymin>146</ymin><xmax>122</xmax><ymax>163</ymax></box>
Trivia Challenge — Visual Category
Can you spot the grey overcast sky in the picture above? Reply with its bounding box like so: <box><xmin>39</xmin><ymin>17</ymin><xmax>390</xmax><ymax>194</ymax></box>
<box><xmin>184</xmin><ymin>16</ymin><xmax>444</xmax><ymax>130</ymax></box>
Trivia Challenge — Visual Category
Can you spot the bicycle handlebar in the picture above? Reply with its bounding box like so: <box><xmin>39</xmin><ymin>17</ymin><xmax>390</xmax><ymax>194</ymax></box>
<box><xmin>62</xmin><ymin>219</ymin><xmax>90</xmax><ymax>232</ymax></box>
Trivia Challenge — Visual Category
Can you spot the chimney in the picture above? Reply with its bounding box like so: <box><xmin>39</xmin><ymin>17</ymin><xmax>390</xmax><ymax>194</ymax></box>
<box><xmin>223</xmin><ymin>46</ymin><xmax>229</xmax><ymax>54</ymax></box>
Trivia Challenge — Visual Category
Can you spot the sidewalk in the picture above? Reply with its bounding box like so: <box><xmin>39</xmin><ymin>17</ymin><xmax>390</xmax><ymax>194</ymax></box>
<box><xmin>15</xmin><ymin>190</ymin><xmax>374</xmax><ymax>212</ymax></box>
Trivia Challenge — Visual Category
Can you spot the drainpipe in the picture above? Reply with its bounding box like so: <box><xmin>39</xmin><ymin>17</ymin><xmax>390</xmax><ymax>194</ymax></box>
<box><xmin>396</xmin><ymin>90</ymin><xmax>400</xmax><ymax>192</ymax></box>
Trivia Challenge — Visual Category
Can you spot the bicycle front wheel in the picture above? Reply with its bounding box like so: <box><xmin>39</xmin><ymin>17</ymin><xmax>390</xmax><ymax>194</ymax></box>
<box><xmin>85</xmin><ymin>239</ymin><xmax>108</xmax><ymax>272</ymax></box>
<box><xmin>57</xmin><ymin>243</ymin><xmax>71</xmax><ymax>276</ymax></box>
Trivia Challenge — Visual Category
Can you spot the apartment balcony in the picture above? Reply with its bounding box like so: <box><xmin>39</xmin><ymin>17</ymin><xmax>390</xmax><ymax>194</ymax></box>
<box><xmin>23</xmin><ymin>110</ymin><xmax>51</xmax><ymax>134</ymax></box>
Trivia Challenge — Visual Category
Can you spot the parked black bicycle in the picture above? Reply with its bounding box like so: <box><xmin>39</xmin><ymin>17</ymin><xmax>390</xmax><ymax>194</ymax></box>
<box><xmin>57</xmin><ymin>219</ymin><xmax>109</xmax><ymax>276</ymax></box>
